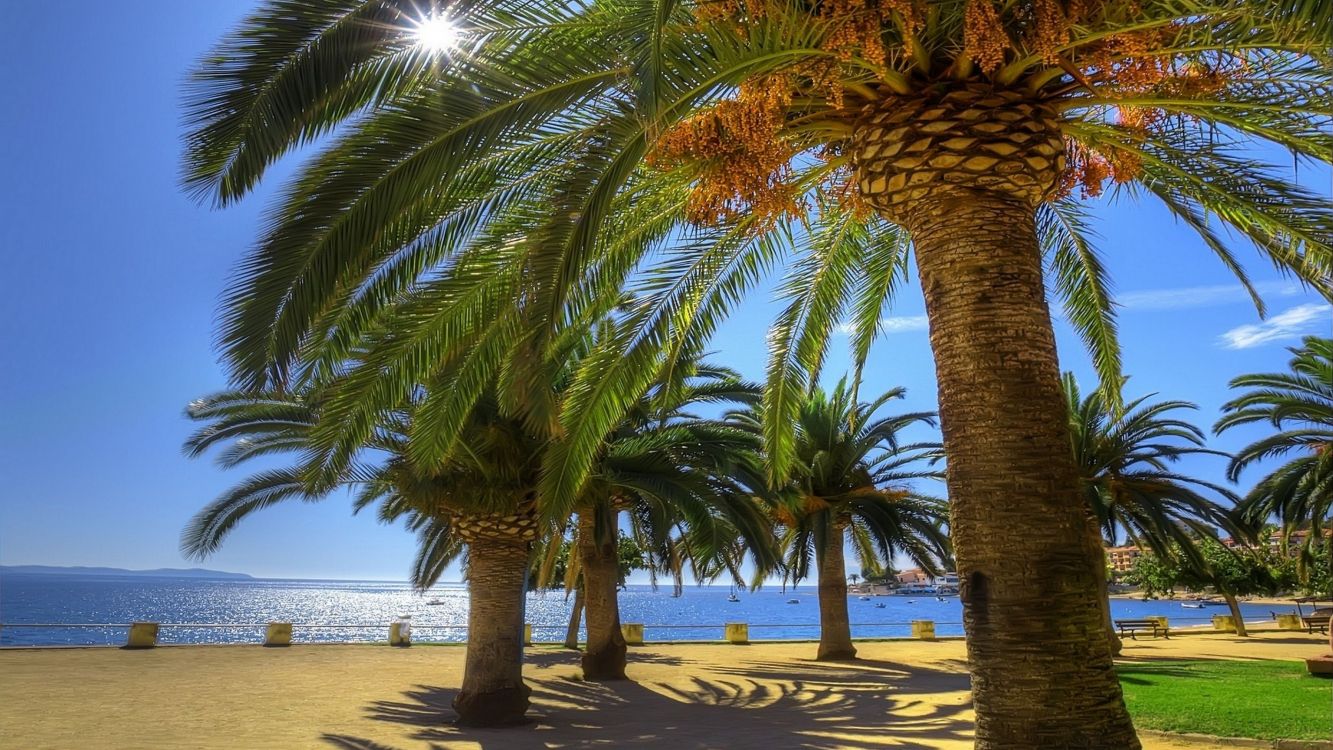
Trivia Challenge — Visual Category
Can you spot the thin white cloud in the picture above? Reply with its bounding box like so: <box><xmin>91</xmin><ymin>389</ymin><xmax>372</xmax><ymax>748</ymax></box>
<box><xmin>1119</xmin><ymin>281</ymin><xmax>1302</xmax><ymax>312</ymax></box>
<box><xmin>837</xmin><ymin>315</ymin><xmax>929</xmax><ymax>336</ymax></box>
<box><xmin>834</xmin><ymin>281</ymin><xmax>1309</xmax><ymax>337</ymax></box>
<box><xmin>1219</xmin><ymin>304</ymin><xmax>1331</xmax><ymax>350</ymax></box>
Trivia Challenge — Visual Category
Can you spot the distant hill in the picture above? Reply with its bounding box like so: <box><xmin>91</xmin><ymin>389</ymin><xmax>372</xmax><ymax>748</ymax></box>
<box><xmin>0</xmin><ymin>565</ymin><xmax>253</xmax><ymax>580</ymax></box>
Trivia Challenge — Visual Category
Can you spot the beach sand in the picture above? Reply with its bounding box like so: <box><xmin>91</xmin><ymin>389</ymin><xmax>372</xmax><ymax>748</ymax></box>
<box><xmin>0</xmin><ymin>632</ymin><xmax>1324</xmax><ymax>749</ymax></box>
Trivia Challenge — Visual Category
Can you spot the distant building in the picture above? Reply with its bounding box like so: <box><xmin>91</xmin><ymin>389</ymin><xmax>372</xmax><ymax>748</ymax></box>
<box><xmin>895</xmin><ymin>568</ymin><xmax>931</xmax><ymax>584</ymax></box>
<box><xmin>1106</xmin><ymin>545</ymin><xmax>1141</xmax><ymax>573</ymax></box>
<box><xmin>1225</xmin><ymin>529</ymin><xmax>1330</xmax><ymax>555</ymax></box>
<box><xmin>892</xmin><ymin>569</ymin><xmax>958</xmax><ymax>592</ymax></box>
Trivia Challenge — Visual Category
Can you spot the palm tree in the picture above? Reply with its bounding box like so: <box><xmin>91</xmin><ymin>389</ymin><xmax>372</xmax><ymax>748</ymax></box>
<box><xmin>186</xmin><ymin>351</ymin><xmax>772</xmax><ymax>695</ymax></box>
<box><xmin>182</xmin><ymin>387</ymin><xmax>542</xmax><ymax>727</ymax></box>
<box><xmin>734</xmin><ymin>382</ymin><xmax>949</xmax><ymax>660</ymax></box>
<box><xmin>548</xmin><ymin>364</ymin><xmax>774</xmax><ymax>680</ymax></box>
<box><xmin>183</xmin><ymin>3</ymin><xmax>1332</xmax><ymax>743</ymax></box>
<box><xmin>1065</xmin><ymin>374</ymin><xmax>1245</xmax><ymax>648</ymax></box>
<box><xmin>1217</xmin><ymin>336</ymin><xmax>1333</xmax><ymax>593</ymax></box>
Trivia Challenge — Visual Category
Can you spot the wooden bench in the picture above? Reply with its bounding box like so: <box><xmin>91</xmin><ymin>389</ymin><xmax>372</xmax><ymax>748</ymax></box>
<box><xmin>1115</xmin><ymin>619</ymin><xmax>1169</xmax><ymax>640</ymax></box>
<box><xmin>1302</xmin><ymin>615</ymin><xmax>1330</xmax><ymax>634</ymax></box>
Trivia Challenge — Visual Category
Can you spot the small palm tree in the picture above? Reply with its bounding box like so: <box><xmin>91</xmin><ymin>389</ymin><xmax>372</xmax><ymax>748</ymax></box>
<box><xmin>538</xmin><ymin>363</ymin><xmax>775</xmax><ymax>680</ymax></box>
<box><xmin>734</xmin><ymin>381</ymin><xmax>949</xmax><ymax>660</ymax></box>
<box><xmin>1065</xmin><ymin>374</ymin><xmax>1245</xmax><ymax>647</ymax></box>
<box><xmin>1217</xmin><ymin>336</ymin><xmax>1333</xmax><ymax>593</ymax></box>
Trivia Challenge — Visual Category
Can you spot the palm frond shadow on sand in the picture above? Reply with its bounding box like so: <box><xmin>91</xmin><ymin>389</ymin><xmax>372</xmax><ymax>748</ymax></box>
<box><xmin>323</xmin><ymin>654</ymin><xmax>974</xmax><ymax>749</ymax></box>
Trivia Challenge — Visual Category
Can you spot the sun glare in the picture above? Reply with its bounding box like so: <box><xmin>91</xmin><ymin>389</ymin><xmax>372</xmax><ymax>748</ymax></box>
<box><xmin>412</xmin><ymin>14</ymin><xmax>459</xmax><ymax>53</ymax></box>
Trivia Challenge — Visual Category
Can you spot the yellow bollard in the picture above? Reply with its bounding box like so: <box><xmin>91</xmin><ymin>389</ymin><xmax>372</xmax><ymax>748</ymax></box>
<box><xmin>621</xmin><ymin>623</ymin><xmax>645</xmax><ymax>646</ymax></box>
<box><xmin>724</xmin><ymin>623</ymin><xmax>749</xmax><ymax>644</ymax></box>
<box><xmin>1276</xmin><ymin>613</ymin><xmax>1302</xmax><ymax>631</ymax></box>
<box><xmin>264</xmin><ymin>622</ymin><xmax>292</xmax><ymax>646</ymax></box>
<box><xmin>1147</xmin><ymin>615</ymin><xmax>1169</xmax><ymax>631</ymax></box>
<box><xmin>911</xmin><ymin>620</ymin><xmax>936</xmax><ymax>641</ymax></box>
<box><xmin>1211</xmin><ymin>614</ymin><xmax>1237</xmax><ymax>633</ymax></box>
<box><xmin>524</xmin><ymin>624</ymin><xmax>533</xmax><ymax>647</ymax></box>
<box><xmin>125</xmin><ymin>622</ymin><xmax>159</xmax><ymax>649</ymax></box>
<box><xmin>389</xmin><ymin>621</ymin><xmax>411</xmax><ymax>647</ymax></box>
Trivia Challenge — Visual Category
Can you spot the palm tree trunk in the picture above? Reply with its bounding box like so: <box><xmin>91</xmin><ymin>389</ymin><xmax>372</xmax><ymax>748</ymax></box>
<box><xmin>578</xmin><ymin>510</ymin><xmax>627</xmax><ymax>680</ymax></box>
<box><xmin>1221</xmin><ymin>591</ymin><xmax>1249</xmax><ymax>637</ymax></box>
<box><xmin>564</xmin><ymin>584</ymin><xmax>584</xmax><ymax>650</ymax></box>
<box><xmin>1087</xmin><ymin>516</ymin><xmax>1123</xmax><ymax>656</ymax></box>
<box><xmin>907</xmin><ymin>193</ymin><xmax>1139</xmax><ymax>749</ymax></box>
<box><xmin>454</xmin><ymin>534</ymin><xmax>532</xmax><ymax>727</ymax></box>
<box><xmin>816</xmin><ymin>522</ymin><xmax>856</xmax><ymax>661</ymax></box>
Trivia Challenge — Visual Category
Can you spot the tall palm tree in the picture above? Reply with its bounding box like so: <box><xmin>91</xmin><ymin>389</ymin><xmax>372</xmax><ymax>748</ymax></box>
<box><xmin>734</xmin><ymin>382</ymin><xmax>949</xmax><ymax>660</ymax></box>
<box><xmin>1217</xmin><ymin>336</ymin><xmax>1333</xmax><ymax>592</ymax></box>
<box><xmin>1065</xmin><ymin>373</ymin><xmax>1245</xmax><ymax>648</ymax></box>
<box><xmin>183</xmin><ymin>3</ymin><xmax>1332</xmax><ymax>744</ymax></box>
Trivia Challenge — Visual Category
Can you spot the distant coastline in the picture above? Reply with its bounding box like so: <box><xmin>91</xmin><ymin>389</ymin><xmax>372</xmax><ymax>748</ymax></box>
<box><xmin>0</xmin><ymin>565</ymin><xmax>254</xmax><ymax>580</ymax></box>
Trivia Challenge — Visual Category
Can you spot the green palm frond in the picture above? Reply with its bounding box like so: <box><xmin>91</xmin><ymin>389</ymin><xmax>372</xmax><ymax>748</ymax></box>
<box><xmin>1218</xmin><ymin>337</ymin><xmax>1333</xmax><ymax>569</ymax></box>
<box><xmin>1065</xmin><ymin>371</ymin><xmax>1248</xmax><ymax>573</ymax></box>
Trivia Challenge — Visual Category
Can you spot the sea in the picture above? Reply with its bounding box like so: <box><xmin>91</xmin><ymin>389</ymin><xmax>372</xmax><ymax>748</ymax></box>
<box><xmin>0</xmin><ymin>574</ymin><xmax>1293</xmax><ymax>647</ymax></box>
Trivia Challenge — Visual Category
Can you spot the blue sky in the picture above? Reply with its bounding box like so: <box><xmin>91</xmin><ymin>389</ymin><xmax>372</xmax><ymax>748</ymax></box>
<box><xmin>0</xmin><ymin>1</ymin><xmax>1328</xmax><ymax>583</ymax></box>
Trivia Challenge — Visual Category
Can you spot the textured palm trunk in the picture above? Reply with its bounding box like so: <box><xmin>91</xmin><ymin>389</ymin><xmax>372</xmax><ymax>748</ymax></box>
<box><xmin>816</xmin><ymin>523</ymin><xmax>856</xmax><ymax>660</ymax></box>
<box><xmin>578</xmin><ymin>511</ymin><xmax>627</xmax><ymax>680</ymax></box>
<box><xmin>564</xmin><ymin>585</ymin><xmax>584</xmax><ymax>650</ymax></box>
<box><xmin>1087</xmin><ymin>516</ymin><xmax>1123</xmax><ymax>656</ymax></box>
<box><xmin>854</xmin><ymin>85</ymin><xmax>1139</xmax><ymax>748</ymax></box>
<box><xmin>454</xmin><ymin>533</ymin><xmax>532</xmax><ymax>726</ymax></box>
<box><xmin>1221</xmin><ymin>591</ymin><xmax>1249</xmax><ymax>637</ymax></box>
<box><xmin>909</xmin><ymin>198</ymin><xmax>1139</xmax><ymax>748</ymax></box>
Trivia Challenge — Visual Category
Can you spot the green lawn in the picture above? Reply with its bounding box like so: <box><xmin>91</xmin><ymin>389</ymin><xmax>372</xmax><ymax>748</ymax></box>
<box><xmin>1119</xmin><ymin>659</ymin><xmax>1332</xmax><ymax>741</ymax></box>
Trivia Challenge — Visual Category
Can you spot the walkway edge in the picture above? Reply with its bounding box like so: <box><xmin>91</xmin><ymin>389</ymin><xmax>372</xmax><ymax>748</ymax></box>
<box><xmin>1141</xmin><ymin>730</ymin><xmax>1333</xmax><ymax>750</ymax></box>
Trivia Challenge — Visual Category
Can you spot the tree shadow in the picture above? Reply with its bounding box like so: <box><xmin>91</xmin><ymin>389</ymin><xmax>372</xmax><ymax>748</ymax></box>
<box><xmin>523</xmin><ymin>649</ymin><xmax>687</xmax><ymax>669</ymax></box>
<box><xmin>326</xmin><ymin>655</ymin><xmax>975</xmax><ymax>749</ymax></box>
<box><xmin>1114</xmin><ymin>663</ymin><xmax>1206</xmax><ymax>685</ymax></box>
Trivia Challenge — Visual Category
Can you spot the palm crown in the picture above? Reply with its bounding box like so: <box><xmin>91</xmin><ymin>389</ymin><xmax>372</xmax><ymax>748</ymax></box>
<box><xmin>1217</xmin><ymin>336</ymin><xmax>1333</xmax><ymax>575</ymax></box>
<box><xmin>731</xmin><ymin>381</ymin><xmax>949</xmax><ymax>582</ymax></box>
<box><xmin>1064</xmin><ymin>373</ymin><xmax>1245</xmax><ymax>571</ymax></box>
<box><xmin>182</xmin><ymin>0</ymin><xmax>1331</xmax><ymax>499</ymax></box>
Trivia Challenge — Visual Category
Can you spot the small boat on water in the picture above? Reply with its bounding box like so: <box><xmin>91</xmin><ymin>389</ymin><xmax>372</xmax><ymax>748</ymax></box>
<box><xmin>786</xmin><ymin>598</ymin><xmax>800</xmax><ymax>604</ymax></box>
<box><xmin>727</xmin><ymin>593</ymin><xmax>740</xmax><ymax>603</ymax></box>
<box><xmin>874</xmin><ymin>602</ymin><xmax>886</xmax><ymax>609</ymax></box>
<box><xmin>1181</xmin><ymin>602</ymin><xmax>1205</xmax><ymax>609</ymax></box>
<box><xmin>426</xmin><ymin>598</ymin><xmax>446</xmax><ymax>605</ymax></box>
<box><xmin>858</xmin><ymin>595</ymin><xmax>871</xmax><ymax>601</ymax></box>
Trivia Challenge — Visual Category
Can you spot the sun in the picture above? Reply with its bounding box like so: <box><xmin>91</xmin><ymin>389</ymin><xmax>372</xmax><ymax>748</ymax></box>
<box><xmin>412</xmin><ymin>14</ymin><xmax>459</xmax><ymax>53</ymax></box>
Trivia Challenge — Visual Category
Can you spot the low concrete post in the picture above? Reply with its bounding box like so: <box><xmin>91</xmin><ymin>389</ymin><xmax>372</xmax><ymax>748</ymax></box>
<box><xmin>911</xmin><ymin>620</ymin><xmax>936</xmax><ymax>641</ymax></box>
<box><xmin>264</xmin><ymin>622</ymin><xmax>292</xmax><ymax>646</ymax></box>
<box><xmin>1147</xmin><ymin>615</ymin><xmax>1169</xmax><ymax>633</ymax></box>
<box><xmin>1211</xmin><ymin>614</ymin><xmax>1236</xmax><ymax>633</ymax></box>
<box><xmin>1276</xmin><ymin>613</ymin><xmax>1302</xmax><ymax>631</ymax></box>
<box><xmin>724</xmin><ymin>623</ymin><xmax>749</xmax><ymax>644</ymax></box>
<box><xmin>125</xmin><ymin>622</ymin><xmax>159</xmax><ymax>649</ymax></box>
<box><xmin>523</xmin><ymin>624</ymin><xmax>533</xmax><ymax>647</ymax></box>
<box><xmin>621</xmin><ymin>623</ymin><xmax>645</xmax><ymax>646</ymax></box>
<box><xmin>389</xmin><ymin>621</ymin><xmax>411</xmax><ymax>647</ymax></box>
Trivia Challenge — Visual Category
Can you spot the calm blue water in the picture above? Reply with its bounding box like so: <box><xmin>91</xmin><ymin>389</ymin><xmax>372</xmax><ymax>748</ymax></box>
<box><xmin>0</xmin><ymin>574</ymin><xmax>1290</xmax><ymax>647</ymax></box>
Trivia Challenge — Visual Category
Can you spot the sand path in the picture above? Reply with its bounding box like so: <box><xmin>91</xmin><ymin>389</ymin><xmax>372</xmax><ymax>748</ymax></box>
<box><xmin>1</xmin><ymin>631</ymin><xmax>1323</xmax><ymax>749</ymax></box>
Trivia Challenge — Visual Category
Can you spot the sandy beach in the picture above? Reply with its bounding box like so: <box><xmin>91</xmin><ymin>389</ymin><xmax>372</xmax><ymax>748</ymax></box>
<box><xmin>1</xmin><ymin>631</ymin><xmax>1324</xmax><ymax>749</ymax></box>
